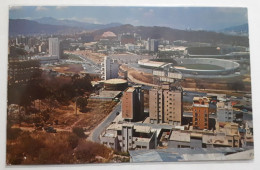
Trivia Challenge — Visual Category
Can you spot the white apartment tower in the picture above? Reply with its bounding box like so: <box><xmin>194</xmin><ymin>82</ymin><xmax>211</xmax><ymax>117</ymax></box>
<box><xmin>49</xmin><ymin>38</ymin><xmax>60</xmax><ymax>59</ymax></box>
<box><xmin>103</xmin><ymin>56</ymin><xmax>119</xmax><ymax>80</ymax></box>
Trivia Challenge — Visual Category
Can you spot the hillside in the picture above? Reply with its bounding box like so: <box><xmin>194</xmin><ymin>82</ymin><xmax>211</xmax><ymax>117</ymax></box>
<box><xmin>9</xmin><ymin>19</ymin><xmax>83</xmax><ymax>36</ymax></box>
<box><xmin>92</xmin><ymin>24</ymin><xmax>249</xmax><ymax>47</ymax></box>
<box><xmin>220</xmin><ymin>23</ymin><xmax>249</xmax><ymax>36</ymax></box>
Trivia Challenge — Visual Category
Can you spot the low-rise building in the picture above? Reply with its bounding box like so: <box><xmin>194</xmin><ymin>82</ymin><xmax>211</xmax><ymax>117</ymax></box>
<box><xmin>100</xmin><ymin>123</ymin><xmax>157</xmax><ymax>152</ymax></box>
<box><xmin>217</xmin><ymin>101</ymin><xmax>234</xmax><ymax>122</ymax></box>
<box><xmin>168</xmin><ymin>122</ymin><xmax>241</xmax><ymax>149</ymax></box>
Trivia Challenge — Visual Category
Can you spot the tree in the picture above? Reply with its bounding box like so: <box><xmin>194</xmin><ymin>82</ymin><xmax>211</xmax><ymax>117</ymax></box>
<box><xmin>72</xmin><ymin>127</ymin><xmax>86</xmax><ymax>138</ymax></box>
<box><xmin>76</xmin><ymin>97</ymin><xmax>88</xmax><ymax>113</ymax></box>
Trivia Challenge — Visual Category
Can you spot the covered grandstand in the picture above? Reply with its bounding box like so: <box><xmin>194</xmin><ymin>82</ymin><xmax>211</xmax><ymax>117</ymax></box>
<box><xmin>138</xmin><ymin>58</ymin><xmax>240</xmax><ymax>76</ymax></box>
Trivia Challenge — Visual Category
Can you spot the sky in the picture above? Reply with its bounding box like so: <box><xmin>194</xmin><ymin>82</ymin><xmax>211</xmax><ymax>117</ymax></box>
<box><xmin>9</xmin><ymin>6</ymin><xmax>248</xmax><ymax>30</ymax></box>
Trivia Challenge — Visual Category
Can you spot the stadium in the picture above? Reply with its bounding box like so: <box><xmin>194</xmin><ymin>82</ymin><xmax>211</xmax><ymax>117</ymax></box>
<box><xmin>138</xmin><ymin>58</ymin><xmax>240</xmax><ymax>76</ymax></box>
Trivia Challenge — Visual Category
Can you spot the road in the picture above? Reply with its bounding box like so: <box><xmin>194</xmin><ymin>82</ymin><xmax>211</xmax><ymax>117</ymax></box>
<box><xmin>88</xmin><ymin>102</ymin><xmax>122</xmax><ymax>143</ymax></box>
<box><xmin>64</xmin><ymin>53</ymin><xmax>101</xmax><ymax>74</ymax></box>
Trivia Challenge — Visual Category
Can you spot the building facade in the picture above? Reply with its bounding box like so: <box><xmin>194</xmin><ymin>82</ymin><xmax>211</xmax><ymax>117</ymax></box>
<box><xmin>217</xmin><ymin>101</ymin><xmax>234</xmax><ymax>122</ymax></box>
<box><xmin>102</xmin><ymin>56</ymin><xmax>119</xmax><ymax>80</ymax></box>
<box><xmin>48</xmin><ymin>38</ymin><xmax>60</xmax><ymax>59</ymax></box>
<box><xmin>192</xmin><ymin>97</ymin><xmax>215</xmax><ymax>130</ymax></box>
<box><xmin>149</xmin><ymin>84</ymin><xmax>183</xmax><ymax>125</ymax></box>
<box><xmin>100</xmin><ymin>123</ymin><xmax>157</xmax><ymax>152</ymax></box>
<box><xmin>122</xmin><ymin>86</ymin><xmax>144</xmax><ymax>122</ymax></box>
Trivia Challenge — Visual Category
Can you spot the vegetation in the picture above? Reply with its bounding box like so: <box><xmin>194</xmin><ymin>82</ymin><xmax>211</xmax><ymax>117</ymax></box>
<box><xmin>6</xmin><ymin>131</ymin><xmax>113</xmax><ymax>165</ymax></box>
<box><xmin>72</xmin><ymin>127</ymin><xmax>86</xmax><ymax>138</ymax></box>
<box><xmin>76</xmin><ymin>97</ymin><xmax>88</xmax><ymax>112</ymax></box>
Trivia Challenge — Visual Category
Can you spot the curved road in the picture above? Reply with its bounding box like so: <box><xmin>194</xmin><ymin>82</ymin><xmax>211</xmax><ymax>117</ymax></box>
<box><xmin>88</xmin><ymin>102</ymin><xmax>121</xmax><ymax>143</ymax></box>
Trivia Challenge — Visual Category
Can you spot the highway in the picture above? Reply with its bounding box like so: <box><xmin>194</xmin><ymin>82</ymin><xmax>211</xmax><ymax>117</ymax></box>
<box><xmin>88</xmin><ymin>102</ymin><xmax>122</xmax><ymax>143</ymax></box>
<box><xmin>65</xmin><ymin>53</ymin><xmax>101</xmax><ymax>74</ymax></box>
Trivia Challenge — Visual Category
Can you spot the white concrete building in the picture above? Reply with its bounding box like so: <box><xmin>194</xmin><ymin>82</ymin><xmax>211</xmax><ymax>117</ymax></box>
<box><xmin>217</xmin><ymin>101</ymin><xmax>234</xmax><ymax>123</ymax></box>
<box><xmin>49</xmin><ymin>38</ymin><xmax>60</xmax><ymax>59</ymax></box>
<box><xmin>102</xmin><ymin>56</ymin><xmax>119</xmax><ymax>80</ymax></box>
<box><xmin>100</xmin><ymin>123</ymin><xmax>157</xmax><ymax>152</ymax></box>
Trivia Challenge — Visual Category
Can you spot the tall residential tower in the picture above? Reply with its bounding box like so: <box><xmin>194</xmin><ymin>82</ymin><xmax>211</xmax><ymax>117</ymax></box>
<box><xmin>122</xmin><ymin>86</ymin><xmax>144</xmax><ymax>122</ymax></box>
<box><xmin>149</xmin><ymin>83</ymin><xmax>183</xmax><ymax>125</ymax></box>
<box><xmin>48</xmin><ymin>38</ymin><xmax>60</xmax><ymax>59</ymax></box>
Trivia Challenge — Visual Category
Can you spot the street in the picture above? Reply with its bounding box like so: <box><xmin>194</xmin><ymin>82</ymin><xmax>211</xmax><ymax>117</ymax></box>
<box><xmin>88</xmin><ymin>102</ymin><xmax>122</xmax><ymax>143</ymax></box>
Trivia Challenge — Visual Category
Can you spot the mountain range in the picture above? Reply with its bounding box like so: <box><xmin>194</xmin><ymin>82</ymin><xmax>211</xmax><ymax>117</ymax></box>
<box><xmin>90</xmin><ymin>24</ymin><xmax>249</xmax><ymax>47</ymax></box>
<box><xmin>34</xmin><ymin>17</ymin><xmax>122</xmax><ymax>31</ymax></box>
<box><xmin>9</xmin><ymin>19</ymin><xmax>83</xmax><ymax>36</ymax></box>
<box><xmin>219</xmin><ymin>23</ymin><xmax>249</xmax><ymax>35</ymax></box>
<box><xmin>9</xmin><ymin>17</ymin><xmax>122</xmax><ymax>36</ymax></box>
<box><xmin>8</xmin><ymin>18</ymin><xmax>249</xmax><ymax>47</ymax></box>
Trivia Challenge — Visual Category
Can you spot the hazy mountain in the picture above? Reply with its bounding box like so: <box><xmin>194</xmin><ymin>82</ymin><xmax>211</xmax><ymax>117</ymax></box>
<box><xmin>220</xmin><ymin>23</ymin><xmax>248</xmax><ymax>36</ymax></box>
<box><xmin>34</xmin><ymin>17</ymin><xmax>122</xmax><ymax>30</ymax></box>
<box><xmin>92</xmin><ymin>24</ymin><xmax>249</xmax><ymax>47</ymax></box>
<box><xmin>9</xmin><ymin>19</ymin><xmax>84</xmax><ymax>36</ymax></box>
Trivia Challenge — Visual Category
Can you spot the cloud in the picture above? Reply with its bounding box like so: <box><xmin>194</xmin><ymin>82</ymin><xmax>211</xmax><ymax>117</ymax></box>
<box><xmin>9</xmin><ymin>6</ymin><xmax>22</xmax><ymax>10</ymax></box>
<box><xmin>56</xmin><ymin>6</ymin><xmax>67</xmax><ymax>10</ymax></box>
<box><xmin>35</xmin><ymin>6</ymin><xmax>48</xmax><ymax>11</ymax></box>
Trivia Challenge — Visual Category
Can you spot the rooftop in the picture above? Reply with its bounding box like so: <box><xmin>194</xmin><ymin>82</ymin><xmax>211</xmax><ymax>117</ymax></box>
<box><xmin>193</xmin><ymin>104</ymin><xmax>209</xmax><ymax>107</ymax></box>
<box><xmin>134</xmin><ymin>125</ymin><xmax>151</xmax><ymax>133</ymax></box>
<box><xmin>107</xmin><ymin>123</ymin><xmax>123</xmax><ymax>131</ymax></box>
<box><xmin>134</xmin><ymin>137</ymin><xmax>151</xmax><ymax>143</ymax></box>
<box><xmin>126</xmin><ymin>87</ymin><xmax>135</xmax><ymax>93</ymax></box>
<box><xmin>169</xmin><ymin>131</ymin><xmax>190</xmax><ymax>142</ymax></box>
<box><xmin>202</xmin><ymin>135</ymin><xmax>229</xmax><ymax>146</ymax></box>
<box><xmin>104</xmin><ymin>78</ymin><xmax>128</xmax><ymax>84</ymax></box>
<box><xmin>90</xmin><ymin>90</ymin><xmax>121</xmax><ymax>99</ymax></box>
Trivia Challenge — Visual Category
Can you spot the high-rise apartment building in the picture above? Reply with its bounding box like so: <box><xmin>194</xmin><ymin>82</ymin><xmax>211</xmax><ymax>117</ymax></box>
<box><xmin>149</xmin><ymin>83</ymin><xmax>183</xmax><ymax>125</ymax></box>
<box><xmin>48</xmin><ymin>38</ymin><xmax>60</xmax><ymax>59</ymax></box>
<box><xmin>122</xmin><ymin>86</ymin><xmax>144</xmax><ymax>122</ymax></box>
<box><xmin>102</xmin><ymin>56</ymin><xmax>119</xmax><ymax>80</ymax></box>
<box><xmin>150</xmin><ymin>39</ymin><xmax>159</xmax><ymax>52</ymax></box>
<box><xmin>146</xmin><ymin>38</ymin><xmax>159</xmax><ymax>52</ymax></box>
<box><xmin>192</xmin><ymin>97</ymin><xmax>210</xmax><ymax>130</ymax></box>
